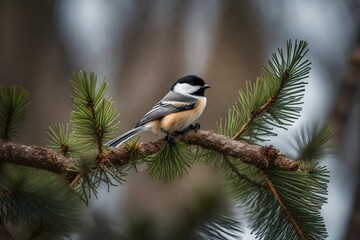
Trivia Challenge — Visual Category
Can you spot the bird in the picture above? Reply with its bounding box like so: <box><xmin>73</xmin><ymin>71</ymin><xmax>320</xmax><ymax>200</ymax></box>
<box><xmin>106</xmin><ymin>75</ymin><xmax>210</xmax><ymax>147</ymax></box>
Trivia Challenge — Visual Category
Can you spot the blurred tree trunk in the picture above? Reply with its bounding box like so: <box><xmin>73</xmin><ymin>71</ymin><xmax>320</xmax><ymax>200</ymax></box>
<box><xmin>333</xmin><ymin>34</ymin><xmax>360</xmax><ymax>240</ymax></box>
<box><xmin>206</xmin><ymin>1</ymin><xmax>266</xmax><ymax>123</ymax></box>
<box><xmin>0</xmin><ymin>0</ymin><xmax>71</xmax><ymax>145</ymax></box>
<box><xmin>112</xmin><ymin>0</ymin><xmax>189</xmax><ymax>129</ymax></box>
<box><xmin>346</xmin><ymin>159</ymin><xmax>360</xmax><ymax>239</ymax></box>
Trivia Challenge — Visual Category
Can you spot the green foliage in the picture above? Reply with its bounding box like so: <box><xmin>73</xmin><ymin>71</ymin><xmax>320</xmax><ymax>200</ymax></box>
<box><xmin>177</xmin><ymin>191</ymin><xmax>243</xmax><ymax>240</ymax></box>
<box><xmin>68</xmin><ymin>151</ymin><xmax>99</xmax><ymax>203</ymax></box>
<box><xmin>45</xmin><ymin>71</ymin><xmax>123</xmax><ymax>204</ymax></box>
<box><xmin>70</xmin><ymin>70</ymin><xmax>119</xmax><ymax>152</ymax></box>
<box><xmin>46</xmin><ymin>123</ymin><xmax>76</xmax><ymax>157</ymax></box>
<box><xmin>221</xmin><ymin>157</ymin><xmax>266</xmax><ymax>200</ymax></box>
<box><xmin>193</xmin><ymin>214</ymin><xmax>243</xmax><ymax>240</ymax></box>
<box><xmin>245</xmin><ymin>162</ymin><xmax>329</xmax><ymax>240</ymax></box>
<box><xmin>291</xmin><ymin>124</ymin><xmax>333</xmax><ymax>161</ymax></box>
<box><xmin>147</xmin><ymin>142</ymin><xmax>192</xmax><ymax>183</ymax></box>
<box><xmin>217</xmin><ymin>40</ymin><xmax>311</xmax><ymax>143</ymax></box>
<box><xmin>121</xmin><ymin>138</ymin><xmax>147</xmax><ymax>173</ymax></box>
<box><xmin>68</xmin><ymin>146</ymin><xmax>126</xmax><ymax>205</ymax></box>
<box><xmin>0</xmin><ymin>40</ymin><xmax>332</xmax><ymax>240</ymax></box>
<box><xmin>0</xmin><ymin>163</ymin><xmax>83</xmax><ymax>239</ymax></box>
<box><xmin>203</xmin><ymin>40</ymin><xmax>330</xmax><ymax>240</ymax></box>
<box><xmin>0</xmin><ymin>85</ymin><xmax>29</xmax><ymax>140</ymax></box>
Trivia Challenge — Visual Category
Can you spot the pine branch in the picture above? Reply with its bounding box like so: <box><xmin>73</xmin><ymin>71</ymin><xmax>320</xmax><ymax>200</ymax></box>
<box><xmin>70</xmin><ymin>71</ymin><xmax>119</xmax><ymax>154</ymax></box>
<box><xmin>223</xmin><ymin>155</ymin><xmax>266</xmax><ymax>189</ymax></box>
<box><xmin>0</xmin><ymin>141</ymin><xmax>72</xmax><ymax>174</ymax></box>
<box><xmin>0</xmin><ymin>163</ymin><xmax>83</xmax><ymax>239</ymax></box>
<box><xmin>0</xmin><ymin>129</ymin><xmax>298</xmax><ymax>176</ymax></box>
<box><xmin>180</xmin><ymin>130</ymin><xmax>298</xmax><ymax>170</ymax></box>
<box><xmin>0</xmin><ymin>40</ymin><xmax>329</xmax><ymax>239</ymax></box>
<box><xmin>147</xmin><ymin>141</ymin><xmax>192</xmax><ymax>182</ymax></box>
<box><xmin>224</xmin><ymin>40</ymin><xmax>310</xmax><ymax>143</ymax></box>
<box><xmin>232</xmin><ymin>94</ymin><xmax>276</xmax><ymax>141</ymax></box>
<box><xmin>68</xmin><ymin>71</ymin><xmax>120</xmax><ymax>193</ymax></box>
<box><xmin>261</xmin><ymin>171</ymin><xmax>305</xmax><ymax>240</ymax></box>
<box><xmin>46</xmin><ymin>123</ymin><xmax>76</xmax><ymax>157</ymax></box>
<box><xmin>243</xmin><ymin>162</ymin><xmax>328</xmax><ymax>240</ymax></box>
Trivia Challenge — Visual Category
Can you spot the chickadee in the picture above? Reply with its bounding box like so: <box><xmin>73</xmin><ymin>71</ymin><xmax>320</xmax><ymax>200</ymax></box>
<box><xmin>106</xmin><ymin>75</ymin><xmax>210</xmax><ymax>147</ymax></box>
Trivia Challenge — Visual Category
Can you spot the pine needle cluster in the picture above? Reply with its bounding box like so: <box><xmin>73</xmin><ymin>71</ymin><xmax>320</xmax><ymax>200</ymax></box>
<box><xmin>46</xmin><ymin>71</ymin><xmax>122</xmax><ymax>204</ymax></box>
<box><xmin>0</xmin><ymin>85</ymin><xmax>81</xmax><ymax>239</ymax></box>
<box><xmin>0</xmin><ymin>164</ymin><xmax>82</xmax><ymax>239</ymax></box>
<box><xmin>0</xmin><ymin>85</ymin><xmax>29</xmax><ymax>140</ymax></box>
<box><xmin>70</xmin><ymin>71</ymin><xmax>118</xmax><ymax>153</ymax></box>
<box><xmin>147</xmin><ymin>141</ymin><xmax>192</xmax><ymax>182</ymax></box>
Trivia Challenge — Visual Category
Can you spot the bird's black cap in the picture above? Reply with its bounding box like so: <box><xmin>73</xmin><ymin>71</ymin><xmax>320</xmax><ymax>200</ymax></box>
<box><xmin>171</xmin><ymin>75</ymin><xmax>210</xmax><ymax>96</ymax></box>
<box><xmin>175</xmin><ymin>75</ymin><xmax>205</xmax><ymax>86</ymax></box>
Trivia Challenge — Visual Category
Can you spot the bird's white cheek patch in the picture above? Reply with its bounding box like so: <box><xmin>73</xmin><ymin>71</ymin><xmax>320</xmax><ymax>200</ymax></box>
<box><xmin>173</xmin><ymin>83</ymin><xmax>201</xmax><ymax>95</ymax></box>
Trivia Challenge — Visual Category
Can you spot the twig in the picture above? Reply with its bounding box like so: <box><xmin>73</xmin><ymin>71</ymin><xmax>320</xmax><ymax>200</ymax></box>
<box><xmin>262</xmin><ymin>171</ymin><xmax>306</xmax><ymax>240</ymax></box>
<box><xmin>88</xmin><ymin>100</ymin><xmax>104</xmax><ymax>155</ymax></box>
<box><xmin>69</xmin><ymin>172</ymin><xmax>83</xmax><ymax>187</ymax></box>
<box><xmin>223</xmin><ymin>155</ymin><xmax>266</xmax><ymax>189</ymax></box>
<box><xmin>232</xmin><ymin>72</ymin><xmax>287</xmax><ymax>141</ymax></box>
<box><xmin>232</xmin><ymin>97</ymin><xmax>274</xmax><ymax>140</ymax></box>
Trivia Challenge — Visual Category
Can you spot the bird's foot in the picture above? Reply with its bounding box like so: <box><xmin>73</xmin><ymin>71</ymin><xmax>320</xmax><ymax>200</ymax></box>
<box><xmin>165</xmin><ymin>132</ymin><xmax>176</xmax><ymax>147</ymax></box>
<box><xmin>186</xmin><ymin>123</ymin><xmax>201</xmax><ymax>132</ymax></box>
<box><xmin>180</xmin><ymin>123</ymin><xmax>201</xmax><ymax>137</ymax></box>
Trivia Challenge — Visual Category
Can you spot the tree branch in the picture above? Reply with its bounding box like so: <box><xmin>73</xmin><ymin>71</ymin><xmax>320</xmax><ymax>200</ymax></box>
<box><xmin>232</xmin><ymin>70</ymin><xmax>287</xmax><ymax>141</ymax></box>
<box><xmin>0</xmin><ymin>140</ymin><xmax>72</xmax><ymax>173</ymax></box>
<box><xmin>0</xmin><ymin>130</ymin><xmax>299</xmax><ymax>175</ymax></box>
<box><xmin>262</xmin><ymin>171</ymin><xmax>306</xmax><ymax>240</ymax></box>
<box><xmin>223</xmin><ymin>155</ymin><xmax>266</xmax><ymax>189</ymax></box>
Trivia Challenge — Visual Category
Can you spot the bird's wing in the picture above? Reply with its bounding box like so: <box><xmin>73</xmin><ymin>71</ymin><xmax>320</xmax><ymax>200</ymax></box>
<box><xmin>135</xmin><ymin>91</ymin><xmax>197</xmax><ymax>127</ymax></box>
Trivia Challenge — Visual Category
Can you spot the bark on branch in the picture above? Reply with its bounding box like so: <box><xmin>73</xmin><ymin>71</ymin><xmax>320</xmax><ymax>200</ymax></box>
<box><xmin>0</xmin><ymin>130</ymin><xmax>299</xmax><ymax>175</ymax></box>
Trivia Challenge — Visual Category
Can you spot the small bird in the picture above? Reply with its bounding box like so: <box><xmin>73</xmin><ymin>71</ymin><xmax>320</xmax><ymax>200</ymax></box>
<box><xmin>106</xmin><ymin>75</ymin><xmax>210</xmax><ymax>147</ymax></box>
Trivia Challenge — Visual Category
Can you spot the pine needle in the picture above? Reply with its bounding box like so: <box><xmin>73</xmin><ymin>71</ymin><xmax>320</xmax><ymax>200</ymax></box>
<box><xmin>217</xmin><ymin>40</ymin><xmax>311</xmax><ymax>143</ymax></box>
<box><xmin>46</xmin><ymin>123</ymin><xmax>76</xmax><ymax>157</ymax></box>
<box><xmin>68</xmin><ymin>151</ymin><xmax>126</xmax><ymax>205</ymax></box>
<box><xmin>291</xmin><ymin>124</ymin><xmax>333</xmax><ymax>161</ymax></box>
<box><xmin>0</xmin><ymin>163</ymin><xmax>83</xmax><ymax>239</ymax></box>
<box><xmin>147</xmin><ymin>141</ymin><xmax>192</xmax><ymax>183</ymax></box>
<box><xmin>70</xmin><ymin>70</ymin><xmax>119</xmax><ymax>153</ymax></box>
<box><xmin>212</xmin><ymin>40</ymin><xmax>329</xmax><ymax>239</ymax></box>
<box><xmin>0</xmin><ymin>85</ymin><xmax>30</xmax><ymax>140</ymax></box>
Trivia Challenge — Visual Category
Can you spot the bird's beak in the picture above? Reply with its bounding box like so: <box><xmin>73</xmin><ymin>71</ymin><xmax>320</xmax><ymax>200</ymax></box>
<box><xmin>202</xmin><ymin>84</ymin><xmax>210</xmax><ymax>89</ymax></box>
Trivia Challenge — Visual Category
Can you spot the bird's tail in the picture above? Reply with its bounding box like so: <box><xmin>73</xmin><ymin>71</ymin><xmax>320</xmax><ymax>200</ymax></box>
<box><xmin>106</xmin><ymin>126</ymin><xmax>144</xmax><ymax>147</ymax></box>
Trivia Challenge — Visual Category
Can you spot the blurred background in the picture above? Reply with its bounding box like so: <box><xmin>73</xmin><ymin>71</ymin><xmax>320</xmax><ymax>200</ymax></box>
<box><xmin>1</xmin><ymin>0</ymin><xmax>359</xmax><ymax>239</ymax></box>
